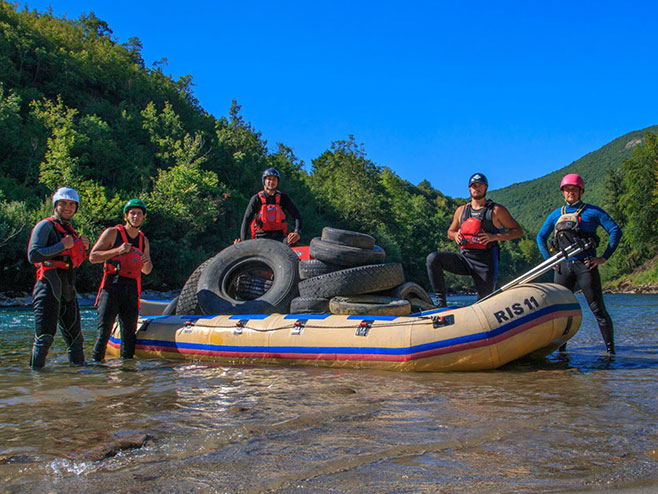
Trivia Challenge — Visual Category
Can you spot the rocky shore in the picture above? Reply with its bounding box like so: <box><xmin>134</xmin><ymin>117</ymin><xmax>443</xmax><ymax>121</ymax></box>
<box><xmin>0</xmin><ymin>290</ymin><xmax>180</xmax><ymax>308</ymax></box>
<box><xmin>605</xmin><ymin>280</ymin><xmax>658</xmax><ymax>294</ymax></box>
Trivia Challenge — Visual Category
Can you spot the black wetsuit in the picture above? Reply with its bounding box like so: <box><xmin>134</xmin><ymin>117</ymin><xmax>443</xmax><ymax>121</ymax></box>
<box><xmin>537</xmin><ymin>202</ymin><xmax>622</xmax><ymax>354</ymax></box>
<box><xmin>92</xmin><ymin>228</ymin><xmax>142</xmax><ymax>360</ymax></box>
<box><xmin>239</xmin><ymin>191</ymin><xmax>302</xmax><ymax>242</ymax></box>
<box><xmin>426</xmin><ymin>202</ymin><xmax>499</xmax><ymax>307</ymax></box>
<box><xmin>27</xmin><ymin>218</ymin><xmax>85</xmax><ymax>368</ymax></box>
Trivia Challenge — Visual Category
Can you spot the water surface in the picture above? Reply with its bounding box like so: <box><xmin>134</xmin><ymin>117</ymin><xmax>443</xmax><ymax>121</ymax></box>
<box><xmin>1</xmin><ymin>294</ymin><xmax>657</xmax><ymax>493</ymax></box>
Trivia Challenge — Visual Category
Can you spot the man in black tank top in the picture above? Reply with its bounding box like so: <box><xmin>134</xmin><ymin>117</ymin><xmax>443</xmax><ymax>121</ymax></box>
<box><xmin>89</xmin><ymin>199</ymin><xmax>153</xmax><ymax>361</ymax></box>
<box><xmin>426</xmin><ymin>173</ymin><xmax>523</xmax><ymax>307</ymax></box>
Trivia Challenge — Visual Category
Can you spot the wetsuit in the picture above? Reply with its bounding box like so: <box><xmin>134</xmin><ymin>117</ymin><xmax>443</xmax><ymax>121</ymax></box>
<box><xmin>426</xmin><ymin>202</ymin><xmax>499</xmax><ymax>307</ymax></box>
<box><xmin>27</xmin><ymin>218</ymin><xmax>85</xmax><ymax>368</ymax></box>
<box><xmin>239</xmin><ymin>191</ymin><xmax>302</xmax><ymax>242</ymax></box>
<box><xmin>537</xmin><ymin>201</ymin><xmax>622</xmax><ymax>354</ymax></box>
<box><xmin>92</xmin><ymin>228</ymin><xmax>143</xmax><ymax>360</ymax></box>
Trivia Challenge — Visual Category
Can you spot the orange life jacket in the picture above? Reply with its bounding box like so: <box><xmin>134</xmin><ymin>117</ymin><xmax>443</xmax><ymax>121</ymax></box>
<box><xmin>250</xmin><ymin>190</ymin><xmax>287</xmax><ymax>238</ymax></box>
<box><xmin>95</xmin><ymin>224</ymin><xmax>144</xmax><ymax>306</ymax></box>
<box><xmin>34</xmin><ymin>217</ymin><xmax>87</xmax><ymax>280</ymax></box>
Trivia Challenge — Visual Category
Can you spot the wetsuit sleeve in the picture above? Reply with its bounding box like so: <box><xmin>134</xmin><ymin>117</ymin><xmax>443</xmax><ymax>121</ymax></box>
<box><xmin>281</xmin><ymin>193</ymin><xmax>303</xmax><ymax>233</ymax></box>
<box><xmin>27</xmin><ymin>220</ymin><xmax>65</xmax><ymax>263</ymax></box>
<box><xmin>536</xmin><ymin>210</ymin><xmax>559</xmax><ymax>260</ymax></box>
<box><xmin>595</xmin><ymin>208</ymin><xmax>622</xmax><ymax>260</ymax></box>
<box><xmin>239</xmin><ymin>194</ymin><xmax>261</xmax><ymax>241</ymax></box>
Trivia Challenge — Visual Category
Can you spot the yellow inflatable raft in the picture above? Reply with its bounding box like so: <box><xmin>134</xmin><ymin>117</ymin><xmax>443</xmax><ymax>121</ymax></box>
<box><xmin>106</xmin><ymin>283</ymin><xmax>581</xmax><ymax>371</ymax></box>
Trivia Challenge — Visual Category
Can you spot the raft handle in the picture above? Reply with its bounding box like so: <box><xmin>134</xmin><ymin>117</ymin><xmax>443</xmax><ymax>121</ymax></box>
<box><xmin>356</xmin><ymin>320</ymin><xmax>373</xmax><ymax>337</ymax></box>
<box><xmin>292</xmin><ymin>319</ymin><xmax>307</xmax><ymax>335</ymax></box>
<box><xmin>234</xmin><ymin>319</ymin><xmax>249</xmax><ymax>335</ymax></box>
<box><xmin>432</xmin><ymin>314</ymin><xmax>455</xmax><ymax>328</ymax></box>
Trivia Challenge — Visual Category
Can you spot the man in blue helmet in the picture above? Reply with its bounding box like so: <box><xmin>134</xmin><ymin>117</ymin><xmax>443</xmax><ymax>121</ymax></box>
<box><xmin>426</xmin><ymin>173</ymin><xmax>523</xmax><ymax>307</ymax></box>
<box><xmin>236</xmin><ymin>168</ymin><xmax>303</xmax><ymax>244</ymax></box>
<box><xmin>89</xmin><ymin>199</ymin><xmax>152</xmax><ymax>361</ymax></box>
<box><xmin>27</xmin><ymin>187</ymin><xmax>90</xmax><ymax>368</ymax></box>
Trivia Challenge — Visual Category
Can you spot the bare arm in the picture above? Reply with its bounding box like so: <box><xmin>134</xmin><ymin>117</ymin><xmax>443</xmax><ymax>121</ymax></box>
<box><xmin>141</xmin><ymin>237</ymin><xmax>153</xmax><ymax>275</ymax></box>
<box><xmin>89</xmin><ymin>228</ymin><xmax>130</xmax><ymax>263</ymax></box>
<box><xmin>447</xmin><ymin>206</ymin><xmax>465</xmax><ymax>244</ymax></box>
<box><xmin>481</xmin><ymin>205</ymin><xmax>523</xmax><ymax>243</ymax></box>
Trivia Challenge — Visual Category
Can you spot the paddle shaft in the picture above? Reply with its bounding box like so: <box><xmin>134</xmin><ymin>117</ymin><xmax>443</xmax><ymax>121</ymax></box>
<box><xmin>479</xmin><ymin>239</ymin><xmax>594</xmax><ymax>302</ymax></box>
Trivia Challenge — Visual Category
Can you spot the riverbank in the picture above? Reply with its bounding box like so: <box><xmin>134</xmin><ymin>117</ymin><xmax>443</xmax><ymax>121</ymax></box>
<box><xmin>0</xmin><ymin>290</ymin><xmax>180</xmax><ymax>308</ymax></box>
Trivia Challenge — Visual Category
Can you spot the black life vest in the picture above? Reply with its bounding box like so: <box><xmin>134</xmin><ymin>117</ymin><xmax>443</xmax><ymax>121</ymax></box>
<box><xmin>95</xmin><ymin>224</ymin><xmax>144</xmax><ymax>305</ymax></box>
<box><xmin>250</xmin><ymin>190</ymin><xmax>287</xmax><ymax>238</ymax></box>
<box><xmin>459</xmin><ymin>200</ymin><xmax>498</xmax><ymax>250</ymax></box>
<box><xmin>33</xmin><ymin>217</ymin><xmax>87</xmax><ymax>280</ymax></box>
<box><xmin>550</xmin><ymin>203</ymin><xmax>600</xmax><ymax>253</ymax></box>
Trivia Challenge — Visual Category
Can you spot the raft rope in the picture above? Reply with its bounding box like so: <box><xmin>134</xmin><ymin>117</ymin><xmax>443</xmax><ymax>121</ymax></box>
<box><xmin>199</xmin><ymin>315</ymin><xmax>440</xmax><ymax>333</ymax></box>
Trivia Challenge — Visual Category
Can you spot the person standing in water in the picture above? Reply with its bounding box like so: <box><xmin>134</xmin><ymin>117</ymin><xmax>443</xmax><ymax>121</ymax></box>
<box><xmin>89</xmin><ymin>199</ymin><xmax>152</xmax><ymax>361</ymax></box>
<box><xmin>27</xmin><ymin>187</ymin><xmax>89</xmax><ymax>368</ymax></box>
<box><xmin>537</xmin><ymin>173</ymin><xmax>622</xmax><ymax>355</ymax></box>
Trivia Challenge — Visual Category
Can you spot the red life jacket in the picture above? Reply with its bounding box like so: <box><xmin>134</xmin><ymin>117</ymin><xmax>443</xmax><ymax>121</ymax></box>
<box><xmin>459</xmin><ymin>201</ymin><xmax>497</xmax><ymax>250</ymax></box>
<box><xmin>34</xmin><ymin>217</ymin><xmax>87</xmax><ymax>280</ymax></box>
<box><xmin>250</xmin><ymin>190</ymin><xmax>287</xmax><ymax>238</ymax></box>
<box><xmin>95</xmin><ymin>224</ymin><xmax>144</xmax><ymax>305</ymax></box>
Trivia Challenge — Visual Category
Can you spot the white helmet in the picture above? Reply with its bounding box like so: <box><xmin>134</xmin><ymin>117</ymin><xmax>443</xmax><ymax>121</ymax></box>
<box><xmin>52</xmin><ymin>187</ymin><xmax>80</xmax><ymax>208</ymax></box>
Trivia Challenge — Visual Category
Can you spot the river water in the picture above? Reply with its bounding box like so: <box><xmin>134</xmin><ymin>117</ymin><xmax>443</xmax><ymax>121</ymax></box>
<box><xmin>0</xmin><ymin>293</ymin><xmax>657</xmax><ymax>493</ymax></box>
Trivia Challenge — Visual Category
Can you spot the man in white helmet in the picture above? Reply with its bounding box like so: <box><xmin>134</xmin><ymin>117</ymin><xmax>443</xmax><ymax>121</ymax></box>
<box><xmin>27</xmin><ymin>187</ymin><xmax>90</xmax><ymax>368</ymax></box>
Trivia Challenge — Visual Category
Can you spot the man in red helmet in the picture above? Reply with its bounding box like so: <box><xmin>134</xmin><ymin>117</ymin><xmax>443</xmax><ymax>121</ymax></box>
<box><xmin>537</xmin><ymin>173</ymin><xmax>622</xmax><ymax>355</ymax></box>
<box><xmin>427</xmin><ymin>173</ymin><xmax>523</xmax><ymax>307</ymax></box>
<box><xmin>236</xmin><ymin>167</ymin><xmax>302</xmax><ymax>244</ymax></box>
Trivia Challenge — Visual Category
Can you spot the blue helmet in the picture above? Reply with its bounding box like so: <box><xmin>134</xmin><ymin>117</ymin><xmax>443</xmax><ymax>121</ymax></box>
<box><xmin>52</xmin><ymin>187</ymin><xmax>80</xmax><ymax>208</ymax></box>
<box><xmin>262</xmin><ymin>167</ymin><xmax>280</xmax><ymax>185</ymax></box>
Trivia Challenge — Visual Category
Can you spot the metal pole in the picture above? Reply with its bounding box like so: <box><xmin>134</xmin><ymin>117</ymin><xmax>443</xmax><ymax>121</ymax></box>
<box><xmin>478</xmin><ymin>239</ymin><xmax>593</xmax><ymax>302</ymax></box>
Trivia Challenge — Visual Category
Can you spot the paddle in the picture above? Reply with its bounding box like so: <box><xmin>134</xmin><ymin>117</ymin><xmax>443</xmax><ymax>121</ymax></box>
<box><xmin>478</xmin><ymin>239</ymin><xmax>595</xmax><ymax>302</ymax></box>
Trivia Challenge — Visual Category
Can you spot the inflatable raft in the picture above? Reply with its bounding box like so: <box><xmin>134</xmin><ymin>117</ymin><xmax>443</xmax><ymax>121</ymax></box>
<box><xmin>106</xmin><ymin>283</ymin><xmax>580</xmax><ymax>371</ymax></box>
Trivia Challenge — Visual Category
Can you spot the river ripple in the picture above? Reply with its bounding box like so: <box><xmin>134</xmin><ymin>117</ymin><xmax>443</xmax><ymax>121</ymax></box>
<box><xmin>0</xmin><ymin>293</ymin><xmax>657</xmax><ymax>493</ymax></box>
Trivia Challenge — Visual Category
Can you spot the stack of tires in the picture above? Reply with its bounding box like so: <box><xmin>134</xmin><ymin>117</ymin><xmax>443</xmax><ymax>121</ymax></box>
<box><xmin>291</xmin><ymin>227</ymin><xmax>434</xmax><ymax>316</ymax></box>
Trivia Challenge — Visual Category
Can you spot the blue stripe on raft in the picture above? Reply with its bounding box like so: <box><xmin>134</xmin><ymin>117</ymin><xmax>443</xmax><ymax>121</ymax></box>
<box><xmin>118</xmin><ymin>302</ymin><xmax>581</xmax><ymax>359</ymax></box>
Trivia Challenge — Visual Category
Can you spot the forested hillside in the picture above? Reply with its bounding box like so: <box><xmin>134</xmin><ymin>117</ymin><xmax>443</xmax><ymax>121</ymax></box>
<box><xmin>1</xmin><ymin>4</ymin><xmax>655</xmax><ymax>296</ymax></box>
<box><xmin>488</xmin><ymin>125</ymin><xmax>658</xmax><ymax>232</ymax></box>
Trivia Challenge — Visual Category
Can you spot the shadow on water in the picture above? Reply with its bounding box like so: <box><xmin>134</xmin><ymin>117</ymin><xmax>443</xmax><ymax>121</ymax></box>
<box><xmin>505</xmin><ymin>344</ymin><xmax>658</xmax><ymax>373</ymax></box>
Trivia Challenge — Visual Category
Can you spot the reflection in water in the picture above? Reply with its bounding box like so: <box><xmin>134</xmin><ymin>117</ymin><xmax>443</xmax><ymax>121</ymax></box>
<box><xmin>0</xmin><ymin>295</ymin><xmax>657</xmax><ymax>493</ymax></box>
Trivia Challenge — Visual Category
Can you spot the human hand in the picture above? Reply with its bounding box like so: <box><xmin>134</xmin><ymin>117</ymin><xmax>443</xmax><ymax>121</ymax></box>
<box><xmin>61</xmin><ymin>235</ymin><xmax>75</xmax><ymax>249</ymax></box>
<box><xmin>475</xmin><ymin>232</ymin><xmax>497</xmax><ymax>245</ymax></box>
<box><xmin>233</xmin><ymin>238</ymin><xmax>241</xmax><ymax>245</ymax></box>
<box><xmin>287</xmin><ymin>232</ymin><xmax>300</xmax><ymax>245</ymax></box>
<box><xmin>584</xmin><ymin>256</ymin><xmax>606</xmax><ymax>270</ymax></box>
<box><xmin>455</xmin><ymin>232</ymin><xmax>464</xmax><ymax>245</ymax></box>
<box><xmin>118</xmin><ymin>242</ymin><xmax>132</xmax><ymax>254</ymax></box>
<box><xmin>80</xmin><ymin>235</ymin><xmax>90</xmax><ymax>250</ymax></box>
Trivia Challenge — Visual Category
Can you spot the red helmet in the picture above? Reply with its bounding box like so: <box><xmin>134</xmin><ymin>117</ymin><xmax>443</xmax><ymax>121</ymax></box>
<box><xmin>560</xmin><ymin>173</ymin><xmax>584</xmax><ymax>191</ymax></box>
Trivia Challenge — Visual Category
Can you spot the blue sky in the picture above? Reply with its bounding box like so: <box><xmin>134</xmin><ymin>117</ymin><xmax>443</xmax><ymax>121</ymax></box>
<box><xmin>24</xmin><ymin>1</ymin><xmax>658</xmax><ymax>198</ymax></box>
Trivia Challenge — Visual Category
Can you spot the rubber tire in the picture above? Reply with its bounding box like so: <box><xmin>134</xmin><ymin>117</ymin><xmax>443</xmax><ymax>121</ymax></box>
<box><xmin>176</xmin><ymin>257</ymin><xmax>215</xmax><ymax>315</ymax></box>
<box><xmin>162</xmin><ymin>296</ymin><xmax>179</xmax><ymax>316</ymax></box>
<box><xmin>236</xmin><ymin>275</ymin><xmax>273</xmax><ymax>300</ymax></box>
<box><xmin>321</xmin><ymin>227</ymin><xmax>375</xmax><ymax>249</ymax></box>
<box><xmin>290</xmin><ymin>297</ymin><xmax>330</xmax><ymax>314</ymax></box>
<box><xmin>196</xmin><ymin>239</ymin><xmax>300</xmax><ymax>315</ymax></box>
<box><xmin>298</xmin><ymin>263</ymin><xmax>404</xmax><ymax>299</ymax></box>
<box><xmin>407</xmin><ymin>297</ymin><xmax>436</xmax><ymax>313</ymax></box>
<box><xmin>329</xmin><ymin>295</ymin><xmax>411</xmax><ymax>316</ymax></box>
<box><xmin>309</xmin><ymin>237</ymin><xmax>386</xmax><ymax>267</ymax></box>
<box><xmin>388</xmin><ymin>282</ymin><xmax>434</xmax><ymax>307</ymax></box>
<box><xmin>298</xmin><ymin>259</ymin><xmax>341</xmax><ymax>280</ymax></box>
